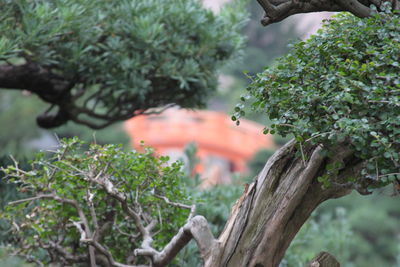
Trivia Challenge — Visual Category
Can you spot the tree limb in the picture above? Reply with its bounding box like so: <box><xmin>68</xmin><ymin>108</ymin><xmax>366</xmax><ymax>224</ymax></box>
<box><xmin>0</xmin><ymin>61</ymin><xmax>177</xmax><ymax>129</ymax></box>
<box><xmin>154</xmin><ymin>193</ymin><xmax>196</xmax><ymax>221</ymax></box>
<box><xmin>135</xmin><ymin>215</ymin><xmax>218</xmax><ymax>267</ymax></box>
<box><xmin>256</xmin><ymin>0</ymin><xmax>400</xmax><ymax>26</ymax></box>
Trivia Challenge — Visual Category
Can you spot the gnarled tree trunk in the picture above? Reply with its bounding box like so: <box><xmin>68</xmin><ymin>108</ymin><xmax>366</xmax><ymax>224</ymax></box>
<box><xmin>199</xmin><ymin>140</ymin><xmax>363</xmax><ymax>267</ymax></box>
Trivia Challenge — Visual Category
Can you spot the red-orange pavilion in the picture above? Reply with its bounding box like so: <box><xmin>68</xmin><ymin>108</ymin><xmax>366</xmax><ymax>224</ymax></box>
<box><xmin>124</xmin><ymin>108</ymin><xmax>274</xmax><ymax>186</ymax></box>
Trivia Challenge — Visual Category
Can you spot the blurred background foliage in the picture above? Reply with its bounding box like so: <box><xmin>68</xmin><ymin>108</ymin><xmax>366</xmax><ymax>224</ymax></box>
<box><xmin>0</xmin><ymin>1</ymin><xmax>399</xmax><ymax>266</ymax></box>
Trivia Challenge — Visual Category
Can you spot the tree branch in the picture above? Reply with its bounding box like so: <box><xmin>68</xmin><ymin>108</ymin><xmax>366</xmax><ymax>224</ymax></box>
<box><xmin>84</xmin><ymin>239</ymin><xmax>143</xmax><ymax>267</ymax></box>
<box><xmin>0</xmin><ymin>61</ymin><xmax>177</xmax><ymax>129</ymax></box>
<box><xmin>135</xmin><ymin>215</ymin><xmax>218</xmax><ymax>267</ymax></box>
<box><xmin>154</xmin><ymin>193</ymin><xmax>196</xmax><ymax>221</ymax></box>
<box><xmin>256</xmin><ymin>0</ymin><xmax>399</xmax><ymax>26</ymax></box>
<box><xmin>0</xmin><ymin>62</ymin><xmax>71</xmax><ymax>101</ymax></box>
<box><xmin>336</xmin><ymin>0</ymin><xmax>372</xmax><ymax>17</ymax></box>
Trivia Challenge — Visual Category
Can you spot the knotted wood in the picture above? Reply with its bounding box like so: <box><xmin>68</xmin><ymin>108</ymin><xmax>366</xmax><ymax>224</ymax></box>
<box><xmin>205</xmin><ymin>140</ymin><xmax>357</xmax><ymax>267</ymax></box>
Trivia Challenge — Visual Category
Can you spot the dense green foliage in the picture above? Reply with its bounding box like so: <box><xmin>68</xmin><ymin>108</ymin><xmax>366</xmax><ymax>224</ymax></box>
<box><xmin>236</xmin><ymin>8</ymin><xmax>400</xmax><ymax>186</ymax></box>
<box><xmin>1</xmin><ymin>138</ymin><xmax>191</xmax><ymax>264</ymax></box>
<box><xmin>0</xmin><ymin>0</ymin><xmax>245</xmax><ymax>127</ymax></box>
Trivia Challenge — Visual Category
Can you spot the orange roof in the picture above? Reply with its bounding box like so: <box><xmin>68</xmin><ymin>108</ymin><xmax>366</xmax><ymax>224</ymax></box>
<box><xmin>124</xmin><ymin>108</ymin><xmax>274</xmax><ymax>173</ymax></box>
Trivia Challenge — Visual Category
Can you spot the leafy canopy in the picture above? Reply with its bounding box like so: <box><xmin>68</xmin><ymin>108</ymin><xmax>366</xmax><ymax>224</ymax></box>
<box><xmin>235</xmin><ymin>7</ymin><xmax>400</xmax><ymax>185</ymax></box>
<box><xmin>1</xmin><ymin>138</ymin><xmax>191</xmax><ymax>264</ymax></box>
<box><xmin>0</xmin><ymin>0</ymin><xmax>245</xmax><ymax>128</ymax></box>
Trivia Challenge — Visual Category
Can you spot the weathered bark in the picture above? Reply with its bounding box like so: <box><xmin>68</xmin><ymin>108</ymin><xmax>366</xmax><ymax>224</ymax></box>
<box><xmin>0</xmin><ymin>62</ymin><xmax>172</xmax><ymax>129</ymax></box>
<box><xmin>256</xmin><ymin>0</ymin><xmax>400</xmax><ymax>26</ymax></box>
<box><xmin>198</xmin><ymin>140</ymin><xmax>363</xmax><ymax>267</ymax></box>
<box><xmin>0</xmin><ymin>63</ymin><xmax>72</xmax><ymax>101</ymax></box>
<box><xmin>0</xmin><ymin>62</ymin><xmax>74</xmax><ymax>128</ymax></box>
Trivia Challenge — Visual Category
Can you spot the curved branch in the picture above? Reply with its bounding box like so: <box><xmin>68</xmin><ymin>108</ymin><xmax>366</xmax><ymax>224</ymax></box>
<box><xmin>153</xmin><ymin>193</ymin><xmax>196</xmax><ymax>221</ymax></box>
<box><xmin>336</xmin><ymin>0</ymin><xmax>372</xmax><ymax>17</ymax></box>
<box><xmin>68</xmin><ymin>103</ymin><xmax>176</xmax><ymax>129</ymax></box>
<box><xmin>0</xmin><ymin>61</ymin><xmax>177</xmax><ymax>129</ymax></box>
<box><xmin>135</xmin><ymin>215</ymin><xmax>218</xmax><ymax>267</ymax></box>
<box><xmin>256</xmin><ymin>0</ymin><xmax>399</xmax><ymax>26</ymax></box>
<box><xmin>0</xmin><ymin>62</ymin><xmax>71</xmax><ymax>100</ymax></box>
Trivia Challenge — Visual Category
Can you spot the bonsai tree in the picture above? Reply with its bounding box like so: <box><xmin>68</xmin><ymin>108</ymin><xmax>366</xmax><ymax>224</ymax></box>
<box><xmin>229</xmin><ymin>4</ymin><xmax>399</xmax><ymax>265</ymax></box>
<box><xmin>0</xmin><ymin>0</ymin><xmax>244</xmax><ymax>128</ymax></box>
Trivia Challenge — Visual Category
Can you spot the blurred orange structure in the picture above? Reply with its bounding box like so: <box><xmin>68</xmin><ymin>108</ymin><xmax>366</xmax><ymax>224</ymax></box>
<box><xmin>124</xmin><ymin>108</ymin><xmax>274</xmax><ymax>186</ymax></box>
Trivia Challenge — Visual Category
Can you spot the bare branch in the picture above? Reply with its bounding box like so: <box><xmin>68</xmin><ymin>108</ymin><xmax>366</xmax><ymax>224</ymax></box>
<box><xmin>135</xmin><ymin>215</ymin><xmax>218</xmax><ymax>267</ymax></box>
<box><xmin>88</xmin><ymin>174</ymin><xmax>152</xmax><ymax>253</ymax></box>
<box><xmin>256</xmin><ymin>0</ymin><xmax>399</xmax><ymax>26</ymax></box>
<box><xmin>70</xmin><ymin>103</ymin><xmax>176</xmax><ymax>130</ymax></box>
<box><xmin>84</xmin><ymin>239</ymin><xmax>142</xmax><ymax>267</ymax></box>
<box><xmin>153</xmin><ymin>193</ymin><xmax>196</xmax><ymax>221</ymax></box>
<box><xmin>72</xmin><ymin>221</ymin><xmax>88</xmax><ymax>241</ymax></box>
<box><xmin>257</xmin><ymin>0</ymin><xmax>342</xmax><ymax>26</ymax></box>
<box><xmin>336</xmin><ymin>0</ymin><xmax>372</xmax><ymax>17</ymax></box>
<box><xmin>86</xmin><ymin>189</ymin><xmax>99</xmax><ymax>237</ymax></box>
<box><xmin>115</xmin><ymin>224</ymin><xmax>140</xmax><ymax>240</ymax></box>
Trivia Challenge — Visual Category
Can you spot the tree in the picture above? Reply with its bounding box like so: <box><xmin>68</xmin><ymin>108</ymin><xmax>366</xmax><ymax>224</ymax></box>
<box><xmin>1</xmin><ymin>1</ymin><xmax>400</xmax><ymax>267</ymax></box>
<box><xmin>0</xmin><ymin>0</ymin><xmax>245</xmax><ymax>129</ymax></box>
<box><xmin>230</xmin><ymin>3</ymin><xmax>399</xmax><ymax>265</ymax></box>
